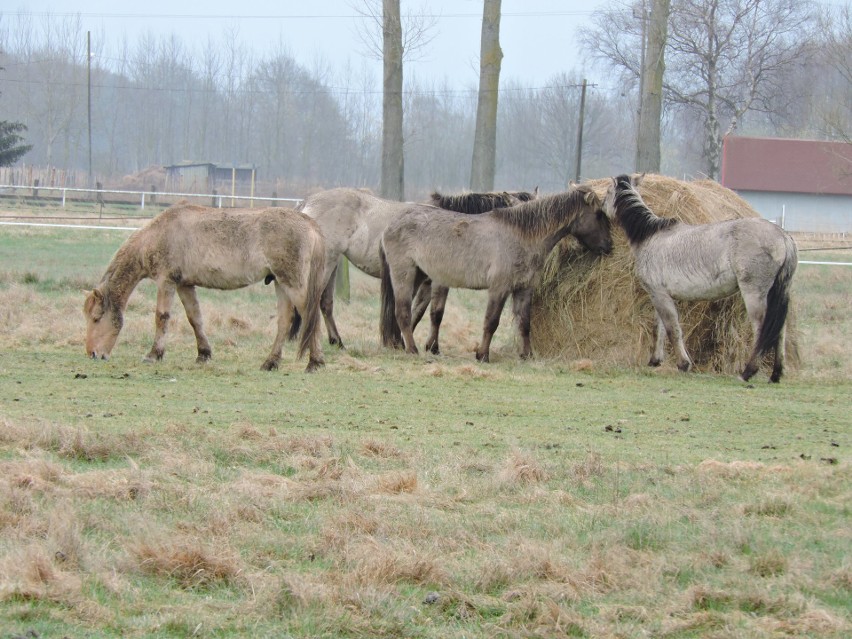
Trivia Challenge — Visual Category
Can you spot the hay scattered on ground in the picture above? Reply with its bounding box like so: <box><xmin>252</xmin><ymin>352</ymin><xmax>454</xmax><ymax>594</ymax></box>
<box><xmin>533</xmin><ymin>174</ymin><xmax>799</xmax><ymax>374</ymax></box>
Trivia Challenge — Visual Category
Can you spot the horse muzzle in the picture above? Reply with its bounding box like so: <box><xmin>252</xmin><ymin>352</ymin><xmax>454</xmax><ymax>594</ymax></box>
<box><xmin>89</xmin><ymin>351</ymin><xmax>109</xmax><ymax>361</ymax></box>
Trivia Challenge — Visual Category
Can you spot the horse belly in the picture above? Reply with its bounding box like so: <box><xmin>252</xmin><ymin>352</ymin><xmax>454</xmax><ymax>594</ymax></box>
<box><xmin>415</xmin><ymin>251</ymin><xmax>491</xmax><ymax>290</ymax></box>
<box><xmin>347</xmin><ymin>226</ymin><xmax>383</xmax><ymax>277</ymax></box>
<box><xmin>661</xmin><ymin>267</ymin><xmax>738</xmax><ymax>302</ymax></box>
<box><xmin>179</xmin><ymin>254</ymin><xmax>266</xmax><ymax>290</ymax></box>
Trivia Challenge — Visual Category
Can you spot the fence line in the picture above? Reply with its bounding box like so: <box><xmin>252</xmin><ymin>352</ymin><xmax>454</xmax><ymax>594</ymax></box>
<box><xmin>0</xmin><ymin>184</ymin><xmax>302</xmax><ymax>209</ymax></box>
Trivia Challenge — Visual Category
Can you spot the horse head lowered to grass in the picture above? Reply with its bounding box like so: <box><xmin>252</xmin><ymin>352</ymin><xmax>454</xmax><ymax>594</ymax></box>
<box><xmin>603</xmin><ymin>173</ymin><xmax>798</xmax><ymax>382</ymax></box>
<box><xmin>380</xmin><ymin>183</ymin><xmax>612</xmax><ymax>362</ymax></box>
<box><xmin>83</xmin><ymin>203</ymin><xmax>327</xmax><ymax>372</ymax></box>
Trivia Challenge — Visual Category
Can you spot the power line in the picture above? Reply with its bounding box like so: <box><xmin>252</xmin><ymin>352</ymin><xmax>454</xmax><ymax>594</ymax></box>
<box><xmin>0</xmin><ymin>75</ymin><xmax>597</xmax><ymax>98</ymax></box>
<box><xmin>5</xmin><ymin>11</ymin><xmax>596</xmax><ymax>21</ymax></box>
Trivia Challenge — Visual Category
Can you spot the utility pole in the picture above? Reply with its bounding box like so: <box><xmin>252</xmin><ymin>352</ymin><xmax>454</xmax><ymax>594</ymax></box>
<box><xmin>87</xmin><ymin>31</ymin><xmax>93</xmax><ymax>189</ymax></box>
<box><xmin>635</xmin><ymin>0</ymin><xmax>671</xmax><ymax>173</ymax></box>
<box><xmin>574</xmin><ymin>79</ymin><xmax>587</xmax><ymax>183</ymax></box>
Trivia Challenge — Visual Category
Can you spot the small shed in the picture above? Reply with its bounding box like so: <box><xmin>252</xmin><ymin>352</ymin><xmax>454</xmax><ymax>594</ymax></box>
<box><xmin>165</xmin><ymin>162</ymin><xmax>256</xmax><ymax>195</ymax></box>
<box><xmin>720</xmin><ymin>136</ymin><xmax>852</xmax><ymax>233</ymax></box>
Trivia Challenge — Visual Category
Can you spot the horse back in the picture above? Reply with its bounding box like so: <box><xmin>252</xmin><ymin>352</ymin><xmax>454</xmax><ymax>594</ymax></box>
<box><xmin>383</xmin><ymin>205</ymin><xmax>527</xmax><ymax>289</ymax></box>
<box><xmin>634</xmin><ymin>218</ymin><xmax>791</xmax><ymax>301</ymax></box>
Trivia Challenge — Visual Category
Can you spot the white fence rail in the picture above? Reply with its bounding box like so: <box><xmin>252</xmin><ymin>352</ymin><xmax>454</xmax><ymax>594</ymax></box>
<box><xmin>0</xmin><ymin>184</ymin><xmax>302</xmax><ymax>209</ymax></box>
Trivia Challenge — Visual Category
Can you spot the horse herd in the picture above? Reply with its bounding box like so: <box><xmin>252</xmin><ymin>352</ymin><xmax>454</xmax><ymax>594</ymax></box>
<box><xmin>83</xmin><ymin>174</ymin><xmax>798</xmax><ymax>383</ymax></box>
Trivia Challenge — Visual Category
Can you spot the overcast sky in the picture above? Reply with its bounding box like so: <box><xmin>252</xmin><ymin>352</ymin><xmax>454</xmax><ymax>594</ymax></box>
<box><xmin>10</xmin><ymin>0</ymin><xmax>609</xmax><ymax>88</ymax></box>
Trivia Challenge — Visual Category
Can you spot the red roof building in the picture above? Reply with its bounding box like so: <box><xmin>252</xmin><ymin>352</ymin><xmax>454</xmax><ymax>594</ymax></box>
<box><xmin>720</xmin><ymin>136</ymin><xmax>852</xmax><ymax>233</ymax></box>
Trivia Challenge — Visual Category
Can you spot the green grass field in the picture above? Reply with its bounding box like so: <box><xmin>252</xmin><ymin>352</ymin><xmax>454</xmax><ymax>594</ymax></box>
<box><xmin>0</xmin><ymin>220</ymin><xmax>849</xmax><ymax>638</ymax></box>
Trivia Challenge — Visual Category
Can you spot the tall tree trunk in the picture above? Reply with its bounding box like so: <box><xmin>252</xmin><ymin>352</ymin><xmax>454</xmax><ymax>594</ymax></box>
<box><xmin>636</xmin><ymin>0</ymin><xmax>670</xmax><ymax>173</ymax></box>
<box><xmin>381</xmin><ymin>0</ymin><xmax>404</xmax><ymax>200</ymax></box>
<box><xmin>470</xmin><ymin>0</ymin><xmax>503</xmax><ymax>191</ymax></box>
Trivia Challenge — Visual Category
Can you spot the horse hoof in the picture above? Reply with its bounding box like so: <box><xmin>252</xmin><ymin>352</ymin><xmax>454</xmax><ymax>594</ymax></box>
<box><xmin>305</xmin><ymin>359</ymin><xmax>325</xmax><ymax>373</ymax></box>
<box><xmin>260</xmin><ymin>360</ymin><xmax>279</xmax><ymax>371</ymax></box>
<box><xmin>648</xmin><ymin>358</ymin><xmax>661</xmax><ymax>367</ymax></box>
<box><xmin>196</xmin><ymin>355</ymin><xmax>211</xmax><ymax>364</ymax></box>
<box><xmin>740</xmin><ymin>366</ymin><xmax>758</xmax><ymax>382</ymax></box>
<box><xmin>677</xmin><ymin>362</ymin><xmax>691</xmax><ymax>372</ymax></box>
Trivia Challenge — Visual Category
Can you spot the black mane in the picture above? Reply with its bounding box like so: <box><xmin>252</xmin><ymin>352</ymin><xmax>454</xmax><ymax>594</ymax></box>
<box><xmin>612</xmin><ymin>174</ymin><xmax>678</xmax><ymax>245</ymax></box>
<box><xmin>430</xmin><ymin>190</ymin><xmax>533</xmax><ymax>215</ymax></box>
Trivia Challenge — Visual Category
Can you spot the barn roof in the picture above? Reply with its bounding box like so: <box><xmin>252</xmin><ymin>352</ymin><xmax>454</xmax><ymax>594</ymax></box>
<box><xmin>721</xmin><ymin>136</ymin><xmax>852</xmax><ymax>196</ymax></box>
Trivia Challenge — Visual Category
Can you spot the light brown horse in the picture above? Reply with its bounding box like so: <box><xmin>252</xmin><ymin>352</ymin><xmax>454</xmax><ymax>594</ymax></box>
<box><xmin>83</xmin><ymin>203</ymin><xmax>326</xmax><ymax>372</ymax></box>
<box><xmin>380</xmin><ymin>185</ymin><xmax>613</xmax><ymax>362</ymax></box>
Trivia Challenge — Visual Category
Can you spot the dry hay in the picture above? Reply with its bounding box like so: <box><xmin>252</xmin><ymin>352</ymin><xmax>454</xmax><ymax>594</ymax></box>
<box><xmin>533</xmin><ymin>173</ymin><xmax>799</xmax><ymax>375</ymax></box>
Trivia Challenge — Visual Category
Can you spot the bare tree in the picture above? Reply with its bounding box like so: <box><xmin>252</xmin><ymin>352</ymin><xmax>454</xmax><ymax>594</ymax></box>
<box><xmin>352</xmin><ymin>0</ymin><xmax>437</xmax><ymax>61</ymax></box>
<box><xmin>470</xmin><ymin>0</ymin><xmax>502</xmax><ymax>191</ymax></box>
<box><xmin>585</xmin><ymin>0</ymin><xmax>814</xmax><ymax>179</ymax></box>
<box><xmin>818</xmin><ymin>4</ymin><xmax>852</xmax><ymax>142</ymax></box>
<box><xmin>381</xmin><ymin>0</ymin><xmax>405</xmax><ymax>199</ymax></box>
<box><xmin>635</xmin><ymin>0</ymin><xmax>671</xmax><ymax>172</ymax></box>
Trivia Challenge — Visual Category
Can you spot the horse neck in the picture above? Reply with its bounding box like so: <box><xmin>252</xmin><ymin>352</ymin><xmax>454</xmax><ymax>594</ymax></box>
<box><xmin>615</xmin><ymin>188</ymin><xmax>675</xmax><ymax>245</ymax></box>
<box><xmin>492</xmin><ymin>191</ymin><xmax>586</xmax><ymax>241</ymax></box>
<box><xmin>99</xmin><ymin>242</ymin><xmax>147</xmax><ymax>310</ymax></box>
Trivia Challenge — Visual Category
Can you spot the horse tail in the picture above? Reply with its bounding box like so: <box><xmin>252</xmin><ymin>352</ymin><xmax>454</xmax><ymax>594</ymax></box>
<box><xmin>288</xmin><ymin>309</ymin><xmax>302</xmax><ymax>341</ymax></box>
<box><xmin>379</xmin><ymin>245</ymin><xmax>402</xmax><ymax>348</ymax></box>
<box><xmin>755</xmin><ymin>233</ymin><xmax>798</xmax><ymax>358</ymax></box>
<box><xmin>297</xmin><ymin>230</ymin><xmax>326</xmax><ymax>360</ymax></box>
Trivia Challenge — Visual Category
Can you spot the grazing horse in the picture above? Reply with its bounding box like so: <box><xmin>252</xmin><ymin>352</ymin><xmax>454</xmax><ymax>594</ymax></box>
<box><xmin>83</xmin><ymin>203</ymin><xmax>326</xmax><ymax>372</ymax></box>
<box><xmin>603</xmin><ymin>174</ymin><xmax>798</xmax><ymax>382</ymax></box>
<box><xmin>292</xmin><ymin>187</ymin><xmax>536</xmax><ymax>348</ymax></box>
<box><xmin>380</xmin><ymin>185</ymin><xmax>613</xmax><ymax>362</ymax></box>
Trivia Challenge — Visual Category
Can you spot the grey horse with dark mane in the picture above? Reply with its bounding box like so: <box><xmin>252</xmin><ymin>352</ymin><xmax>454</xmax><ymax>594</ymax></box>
<box><xmin>290</xmin><ymin>187</ymin><xmax>536</xmax><ymax>348</ymax></box>
<box><xmin>603</xmin><ymin>173</ymin><xmax>798</xmax><ymax>382</ymax></box>
<box><xmin>380</xmin><ymin>185</ymin><xmax>612</xmax><ymax>362</ymax></box>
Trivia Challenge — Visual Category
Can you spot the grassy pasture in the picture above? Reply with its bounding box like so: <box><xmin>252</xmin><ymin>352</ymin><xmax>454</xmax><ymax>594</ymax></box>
<box><xmin>0</xmin><ymin>218</ymin><xmax>850</xmax><ymax>638</ymax></box>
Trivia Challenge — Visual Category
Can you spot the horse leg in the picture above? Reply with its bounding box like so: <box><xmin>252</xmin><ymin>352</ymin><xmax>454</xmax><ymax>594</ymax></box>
<box><xmin>144</xmin><ymin>282</ymin><xmax>177</xmax><ymax>362</ymax></box>
<box><xmin>512</xmin><ymin>287</ymin><xmax>533</xmax><ymax>360</ymax></box>
<box><xmin>176</xmin><ymin>285</ymin><xmax>213</xmax><ymax>363</ymax></box>
<box><xmin>320</xmin><ymin>263</ymin><xmax>345</xmax><ymax>349</ymax></box>
<box><xmin>261</xmin><ymin>282</ymin><xmax>296</xmax><ymax>371</ymax></box>
<box><xmin>411</xmin><ymin>279</ymin><xmax>432</xmax><ymax>331</ymax></box>
<box><xmin>740</xmin><ymin>289</ymin><xmax>768</xmax><ymax>382</ymax></box>
<box><xmin>649</xmin><ymin>291</ymin><xmax>691</xmax><ymax>372</ymax></box>
<box><xmin>475</xmin><ymin>290</ymin><xmax>510</xmax><ymax>363</ymax></box>
<box><xmin>648</xmin><ymin>312</ymin><xmax>667</xmax><ymax>367</ymax></box>
<box><xmin>394</xmin><ymin>268</ymin><xmax>427</xmax><ymax>355</ymax></box>
<box><xmin>423</xmin><ymin>285</ymin><xmax>449</xmax><ymax>355</ymax></box>
<box><xmin>770</xmin><ymin>324</ymin><xmax>786</xmax><ymax>383</ymax></box>
<box><xmin>299</xmin><ymin>284</ymin><xmax>326</xmax><ymax>373</ymax></box>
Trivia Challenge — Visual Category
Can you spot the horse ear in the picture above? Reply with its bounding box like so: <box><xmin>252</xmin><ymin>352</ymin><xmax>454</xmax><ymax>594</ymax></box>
<box><xmin>634</xmin><ymin>173</ymin><xmax>645</xmax><ymax>187</ymax></box>
<box><xmin>583</xmin><ymin>189</ymin><xmax>598</xmax><ymax>206</ymax></box>
<box><xmin>533</xmin><ymin>186</ymin><xmax>539</xmax><ymax>196</ymax></box>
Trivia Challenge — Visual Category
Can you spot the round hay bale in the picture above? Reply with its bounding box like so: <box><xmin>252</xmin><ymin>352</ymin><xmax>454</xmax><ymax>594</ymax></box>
<box><xmin>532</xmin><ymin>173</ymin><xmax>798</xmax><ymax>375</ymax></box>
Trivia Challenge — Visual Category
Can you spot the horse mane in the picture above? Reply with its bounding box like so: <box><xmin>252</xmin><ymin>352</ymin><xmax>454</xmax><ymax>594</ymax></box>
<box><xmin>612</xmin><ymin>174</ymin><xmax>678</xmax><ymax>245</ymax></box>
<box><xmin>490</xmin><ymin>188</ymin><xmax>596</xmax><ymax>239</ymax></box>
<box><xmin>430</xmin><ymin>190</ymin><xmax>534</xmax><ymax>214</ymax></box>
